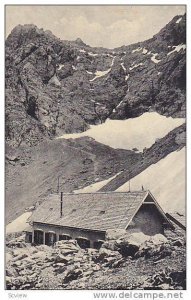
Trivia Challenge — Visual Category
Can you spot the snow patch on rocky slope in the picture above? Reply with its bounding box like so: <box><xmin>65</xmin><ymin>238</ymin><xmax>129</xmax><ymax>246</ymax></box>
<box><xmin>89</xmin><ymin>69</ymin><xmax>111</xmax><ymax>81</ymax></box>
<box><xmin>6</xmin><ymin>212</ymin><xmax>32</xmax><ymax>233</ymax></box>
<box><xmin>116</xmin><ymin>147</ymin><xmax>185</xmax><ymax>214</ymax></box>
<box><xmin>176</xmin><ymin>17</ymin><xmax>182</xmax><ymax>24</ymax></box>
<box><xmin>167</xmin><ymin>44</ymin><xmax>186</xmax><ymax>56</ymax></box>
<box><xmin>58</xmin><ymin>112</ymin><xmax>185</xmax><ymax>151</ymax></box>
<box><xmin>74</xmin><ymin>172</ymin><xmax>122</xmax><ymax>193</ymax></box>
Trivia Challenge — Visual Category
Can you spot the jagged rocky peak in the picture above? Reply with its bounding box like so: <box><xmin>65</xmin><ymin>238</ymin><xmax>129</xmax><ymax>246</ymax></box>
<box><xmin>153</xmin><ymin>13</ymin><xmax>186</xmax><ymax>45</ymax></box>
<box><xmin>74</xmin><ymin>37</ymin><xmax>87</xmax><ymax>47</ymax></box>
<box><xmin>5</xmin><ymin>14</ymin><xmax>186</xmax><ymax>147</ymax></box>
<box><xmin>6</xmin><ymin>24</ymin><xmax>43</xmax><ymax>46</ymax></box>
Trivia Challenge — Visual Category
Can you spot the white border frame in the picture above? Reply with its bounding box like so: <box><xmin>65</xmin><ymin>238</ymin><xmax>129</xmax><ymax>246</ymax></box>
<box><xmin>1</xmin><ymin>1</ymin><xmax>190</xmax><ymax>299</ymax></box>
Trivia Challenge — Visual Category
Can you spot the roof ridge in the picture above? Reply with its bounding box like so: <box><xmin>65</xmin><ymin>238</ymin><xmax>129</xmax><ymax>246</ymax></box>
<box><xmin>49</xmin><ymin>190</ymin><xmax>148</xmax><ymax>196</ymax></box>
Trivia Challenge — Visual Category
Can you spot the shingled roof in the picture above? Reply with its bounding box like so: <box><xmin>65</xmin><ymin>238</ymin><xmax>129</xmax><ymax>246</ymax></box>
<box><xmin>31</xmin><ymin>191</ymin><xmax>170</xmax><ymax>232</ymax></box>
<box><xmin>166</xmin><ymin>212</ymin><xmax>186</xmax><ymax>230</ymax></box>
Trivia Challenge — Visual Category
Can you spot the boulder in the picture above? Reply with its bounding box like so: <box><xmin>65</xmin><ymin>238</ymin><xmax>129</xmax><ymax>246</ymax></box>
<box><xmin>6</xmin><ymin>266</ymin><xmax>18</xmax><ymax>277</ymax></box>
<box><xmin>169</xmin><ymin>270</ymin><xmax>186</xmax><ymax>289</ymax></box>
<box><xmin>54</xmin><ymin>240</ymin><xmax>80</xmax><ymax>255</ymax></box>
<box><xmin>6</xmin><ymin>235</ymin><xmax>27</xmax><ymax>248</ymax></box>
<box><xmin>117</xmin><ymin>239</ymin><xmax>139</xmax><ymax>257</ymax></box>
<box><xmin>103</xmin><ymin>232</ymin><xmax>168</xmax><ymax>257</ymax></box>
<box><xmin>83</xmin><ymin>270</ymin><xmax>94</xmax><ymax>277</ymax></box>
<box><xmin>36</xmin><ymin>245</ymin><xmax>52</xmax><ymax>252</ymax></box>
<box><xmin>101</xmin><ymin>240</ymin><xmax>118</xmax><ymax>251</ymax></box>
<box><xmin>150</xmin><ymin>234</ymin><xmax>168</xmax><ymax>245</ymax></box>
<box><xmin>93</xmin><ymin>248</ymin><xmax>120</xmax><ymax>263</ymax></box>
<box><xmin>113</xmin><ymin>232</ymin><xmax>150</xmax><ymax>257</ymax></box>
<box><xmin>54</xmin><ymin>263</ymin><xmax>67</xmax><ymax>274</ymax></box>
<box><xmin>172</xmin><ymin>239</ymin><xmax>184</xmax><ymax>247</ymax></box>
<box><xmin>55</xmin><ymin>239</ymin><xmax>80</xmax><ymax>249</ymax></box>
<box><xmin>105</xmin><ymin>229</ymin><xmax>127</xmax><ymax>240</ymax></box>
<box><xmin>87</xmin><ymin>248</ymin><xmax>98</xmax><ymax>256</ymax></box>
<box><xmin>54</xmin><ymin>254</ymin><xmax>71</xmax><ymax>264</ymax></box>
<box><xmin>12</xmin><ymin>253</ymin><xmax>28</xmax><ymax>262</ymax></box>
<box><xmin>60</xmin><ymin>248</ymin><xmax>79</xmax><ymax>255</ymax></box>
<box><xmin>111</xmin><ymin>258</ymin><xmax>124</xmax><ymax>268</ymax></box>
<box><xmin>63</xmin><ymin>268</ymin><xmax>83</xmax><ymax>284</ymax></box>
<box><xmin>125</xmin><ymin>232</ymin><xmax>150</xmax><ymax>245</ymax></box>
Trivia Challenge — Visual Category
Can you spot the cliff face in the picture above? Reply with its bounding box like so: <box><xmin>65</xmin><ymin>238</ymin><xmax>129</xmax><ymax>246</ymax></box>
<box><xmin>5</xmin><ymin>14</ymin><xmax>186</xmax><ymax>147</ymax></box>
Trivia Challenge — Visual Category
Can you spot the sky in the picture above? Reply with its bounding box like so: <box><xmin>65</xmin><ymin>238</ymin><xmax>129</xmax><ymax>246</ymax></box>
<box><xmin>6</xmin><ymin>5</ymin><xmax>186</xmax><ymax>49</ymax></box>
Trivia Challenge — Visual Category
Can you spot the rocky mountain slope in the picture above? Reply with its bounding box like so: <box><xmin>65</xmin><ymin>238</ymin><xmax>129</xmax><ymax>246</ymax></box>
<box><xmin>5</xmin><ymin>138</ymin><xmax>141</xmax><ymax>224</ymax></box>
<box><xmin>5</xmin><ymin>14</ymin><xmax>186</xmax><ymax>224</ymax></box>
<box><xmin>5</xmin><ymin>14</ymin><xmax>186</xmax><ymax>147</ymax></box>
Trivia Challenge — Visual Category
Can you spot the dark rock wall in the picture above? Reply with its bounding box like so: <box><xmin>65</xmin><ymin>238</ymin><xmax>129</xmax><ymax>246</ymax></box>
<box><xmin>5</xmin><ymin>15</ymin><xmax>186</xmax><ymax>147</ymax></box>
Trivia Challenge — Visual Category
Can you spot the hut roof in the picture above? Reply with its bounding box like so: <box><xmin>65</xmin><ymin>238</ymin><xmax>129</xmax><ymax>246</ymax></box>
<box><xmin>166</xmin><ymin>212</ymin><xmax>186</xmax><ymax>230</ymax></box>
<box><xmin>31</xmin><ymin>191</ymin><xmax>171</xmax><ymax>232</ymax></box>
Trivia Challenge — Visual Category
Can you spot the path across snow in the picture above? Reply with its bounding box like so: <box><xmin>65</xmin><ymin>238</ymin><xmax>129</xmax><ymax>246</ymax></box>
<box><xmin>58</xmin><ymin>112</ymin><xmax>185</xmax><ymax>151</ymax></box>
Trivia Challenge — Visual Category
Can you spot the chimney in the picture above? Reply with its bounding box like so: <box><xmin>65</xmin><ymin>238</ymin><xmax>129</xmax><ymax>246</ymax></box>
<box><xmin>60</xmin><ymin>192</ymin><xmax>63</xmax><ymax>218</ymax></box>
<box><xmin>128</xmin><ymin>170</ymin><xmax>131</xmax><ymax>192</ymax></box>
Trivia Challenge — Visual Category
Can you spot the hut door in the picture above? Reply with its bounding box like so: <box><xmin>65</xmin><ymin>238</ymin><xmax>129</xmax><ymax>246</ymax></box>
<box><xmin>34</xmin><ymin>230</ymin><xmax>43</xmax><ymax>245</ymax></box>
<box><xmin>45</xmin><ymin>232</ymin><xmax>56</xmax><ymax>246</ymax></box>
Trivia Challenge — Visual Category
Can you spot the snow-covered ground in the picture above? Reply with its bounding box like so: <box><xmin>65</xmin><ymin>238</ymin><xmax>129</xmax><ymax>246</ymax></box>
<box><xmin>129</xmin><ymin>63</ymin><xmax>143</xmax><ymax>71</ymax></box>
<box><xmin>6</xmin><ymin>212</ymin><xmax>32</xmax><ymax>234</ymax></box>
<box><xmin>111</xmin><ymin>57</ymin><xmax>116</xmax><ymax>67</ymax></box>
<box><xmin>176</xmin><ymin>17</ymin><xmax>182</xmax><ymax>24</ymax></box>
<box><xmin>132</xmin><ymin>47</ymin><xmax>142</xmax><ymax>53</ymax></box>
<box><xmin>116</xmin><ymin>147</ymin><xmax>186</xmax><ymax>214</ymax></box>
<box><xmin>121</xmin><ymin>63</ymin><xmax>126</xmax><ymax>72</ymax></box>
<box><xmin>125</xmin><ymin>74</ymin><xmax>130</xmax><ymax>81</ymax></box>
<box><xmin>74</xmin><ymin>172</ymin><xmax>122</xmax><ymax>194</ymax></box>
<box><xmin>86</xmin><ymin>70</ymin><xmax>93</xmax><ymax>75</ymax></box>
<box><xmin>57</xmin><ymin>64</ymin><xmax>65</xmax><ymax>70</ymax></box>
<box><xmin>89</xmin><ymin>69</ymin><xmax>111</xmax><ymax>81</ymax></box>
<box><xmin>151</xmin><ymin>53</ymin><xmax>161</xmax><ymax>64</ymax></box>
<box><xmin>73</xmin><ymin>147</ymin><xmax>185</xmax><ymax>214</ymax></box>
<box><xmin>167</xmin><ymin>44</ymin><xmax>186</xmax><ymax>56</ymax></box>
<box><xmin>58</xmin><ymin>112</ymin><xmax>185</xmax><ymax>151</ymax></box>
<box><xmin>88</xmin><ymin>52</ymin><xmax>98</xmax><ymax>57</ymax></box>
<box><xmin>142</xmin><ymin>48</ymin><xmax>148</xmax><ymax>54</ymax></box>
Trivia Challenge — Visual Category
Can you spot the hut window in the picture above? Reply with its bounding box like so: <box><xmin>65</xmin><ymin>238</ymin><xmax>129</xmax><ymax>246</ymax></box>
<box><xmin>59</xmin><ymin>234</ymin><xmax>71</xmax><ymax>241</ymax></box>
<box><xmin>77</xmin><ymin>237</ymin><xmax>90</xmax><ymax>249</ymax></box>
<box><xmin>94</xmin><ymin>240</ymin><xmax>104</xmax><ymax>250</ymax></box>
